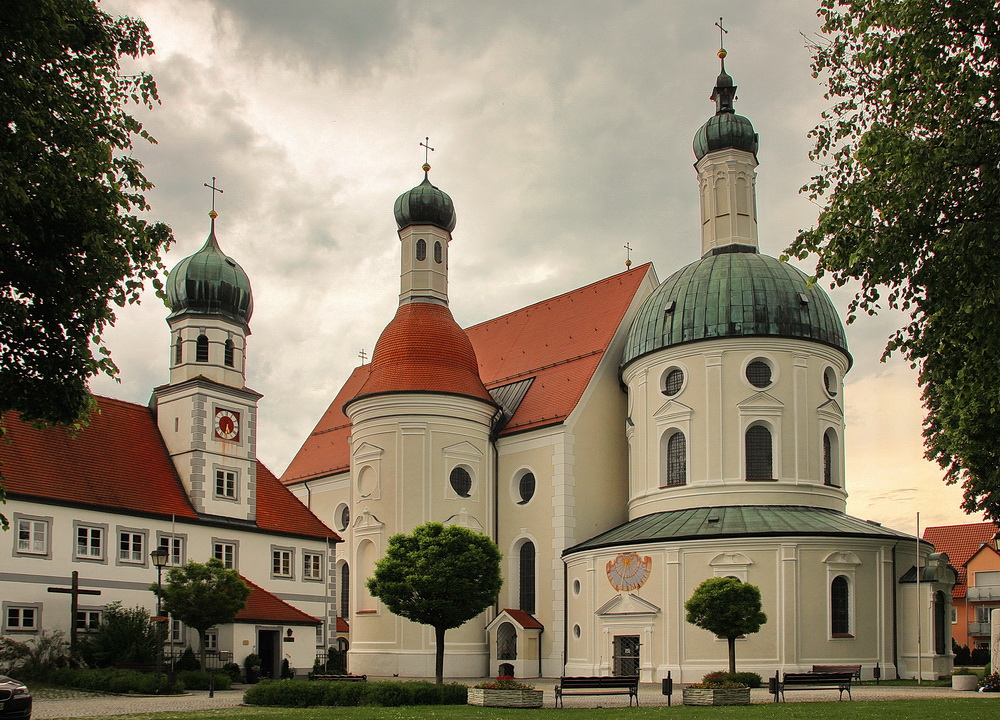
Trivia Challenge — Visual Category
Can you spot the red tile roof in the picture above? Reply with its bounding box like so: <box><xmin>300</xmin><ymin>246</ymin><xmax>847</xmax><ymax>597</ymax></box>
<box><xmin>923</xmin><ymin>521</ymin><xmax>999</xmax><ymax>598</ymax></box>
<box><xmin>502</xmin><ymin>608</ymin><xmax>544</xmax><ymax>630</ymax></box>
<box><xmin>336</xmin><ymin>617</ymin><xmax>350</xmax><ymax>633</ymax></box>
<box><xmin>348</xmin><ymin>302</ymin><xmax>494</xmax><ymax>407</ymax></box>
<box><xmin>236</xmin><ymin>575</ymin><xmax>320</xmax><ymax>625</ymax></box>
<box><xmin>1</xmin><ymin>395</ymin><xmax>338</xmax><ymax>542</ymax></box>
<box><xmin>281</xmin><ymin>264</ymin><xmax>652</xmax><ymax>486</ymax></box>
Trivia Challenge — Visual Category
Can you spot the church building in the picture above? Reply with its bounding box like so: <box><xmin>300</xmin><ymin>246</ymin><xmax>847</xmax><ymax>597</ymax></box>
<box><xmin>282</xmin><ymin>49</ymin><xmax>955</xmax><ymax>681</ymax></box>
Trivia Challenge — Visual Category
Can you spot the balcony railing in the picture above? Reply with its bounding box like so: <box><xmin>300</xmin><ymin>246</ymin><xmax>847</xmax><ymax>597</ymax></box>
<box><xmin>968</xmin><ymin>621</ymin><xmax>992</xmax><ymax>636</ymax></box>
<box><xmin>966</xmin><ymin>586</ymin><xmax>1000</xmax><ymax>601</ymax></box>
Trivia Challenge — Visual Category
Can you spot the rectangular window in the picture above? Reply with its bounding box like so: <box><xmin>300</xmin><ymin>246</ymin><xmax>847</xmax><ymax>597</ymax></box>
<box><xmin>16</xmin><ymin>517</ymin><xmax>49</xmax><ymax>556</ymax></box>
<box><xmin>975</xmin><ymin>606</ymin><xmax>995</xmax><ymax>623</ymax></box>
<box><xmin>272</xmin><ymin>548</ymin><xmax>293</xmax><ymax>578</ymax></box>
<box><xmin>215</xmin><ymin>469</ymin><xmax>237</xmax><ymax>499</ymax></box>
<box><xmin>76</xmin><ymin>609</ymin><xmax>102</xmax><ymax>632</ymax></box>
<box><xmin>76</xmin><ymin>526</ymin><xmax>104</xmax><ymax>559</ymax></box>
<box><xmin>170</xmin><ymin>619</ymin><xmax>184</xmax><ymax>644</ymax></box>
<box><xmin>158</xmin><ymin>535</ymin><xmax>185</xmax><ymax>566</ymax></box>
<box><xmin>974</xmin><ymin>571</ymin><xmax>1000</xmax><ymax>587</ymax></box>
<box><xmin>303</xmin><ymin>552</ymin><xmax>323</xmax><ymax>581</ymax></box>
<box><xmin>4</xmin><ymin>605</ymin><xmax>39</xmax><ymax>632</ymax></box>
<box><xmin>119</xmin><ymin>531</ymin><xmax>145</xmax><ymax>563</ymax></box>
<box><xmin>205</xmin><ymin>629</ymin><xmax>218</xmax><ymax>652</ymax></box>
<box><xmin>952</xmin><ymin>606</ymin><xmax>958</xmax><ymax>624</ymax></box>
<box><xmin>214</xmin><ymin>542</ymin><xmax>236</xmax><ymax>569</ymax></box>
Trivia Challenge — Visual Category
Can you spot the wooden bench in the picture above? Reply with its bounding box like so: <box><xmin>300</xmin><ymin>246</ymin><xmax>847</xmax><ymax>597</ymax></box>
<box><xmin>812</xmin><ymin>664</ymin><xmax>862</xmax><ymax>680</ymax></box>
<box><xmin>768</xmin><ymin>671</ymin><xmax>853</xmax><ymax>702</ymax></box>
<box><xmin>555</xmin><ymin>675</ymin><xmax>640</xmax><ymax>708</ymax></box>
<box><xmin>311</xmin><ymin>674</ymin><xmax>367</xmax><ymax>682</ymax></box>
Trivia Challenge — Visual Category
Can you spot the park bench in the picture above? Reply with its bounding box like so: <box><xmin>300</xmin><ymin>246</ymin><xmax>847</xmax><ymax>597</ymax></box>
<box><xmin>811</xmin><ymin>664</ymin><xmax>862</xmax><ymax>680</ymax></box>
<box><xmin>769</xmin><ymin>671</ymin><xmax>854</xmax><ymax>702</ymax></box>
<box><xmin>555</xmin><ymin>675</ymin><xmax>640</xmax><ymax>708</ymax></box>
<box><xmin>311</xmin><ymin>674</ymin><xmax>367</xmax><ymax>682</ymax></box>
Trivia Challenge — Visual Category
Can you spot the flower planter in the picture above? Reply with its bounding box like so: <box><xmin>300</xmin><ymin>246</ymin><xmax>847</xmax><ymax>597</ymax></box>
<box><xmin>467</xmin><ymin>687</ymin><xmax>544</xmax><ymax>708</ymax></box>
<box><xmin>682</xmin><ymin>687</ymin><xmax>751</xmax><ymax>706</ymax></box>
<box><xmin>952</xmin><ymin>674</ymin><xmax>979</xmax><ymax>691</ymax></box>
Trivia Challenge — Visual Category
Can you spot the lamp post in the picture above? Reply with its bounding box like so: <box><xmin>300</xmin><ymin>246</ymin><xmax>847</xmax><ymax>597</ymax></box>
<box><xmin>150</xmin><ymin>547</ymin><xmax>169</xmax><ymax>691</ymax></box>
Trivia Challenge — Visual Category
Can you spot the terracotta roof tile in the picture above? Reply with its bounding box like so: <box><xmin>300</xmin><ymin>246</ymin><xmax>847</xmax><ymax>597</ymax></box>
<box><xmin>236</xmin><ymin>575</ymin><xmax>320</xmax><ymax>625</ymax></box>
<box><xmin>282</xmin><ymin>265</ymin><xmax>652</xmax><ymax>485</ymax></box>
<box><xmin>254</xmin><ymin>460</ymin><xmax>340</xmax><ymax>541</ymax></box>
<box><xmin>923</xmin><ymin>521</ymin><xmax>999</xmax><ymax>598</ymax></box>
<box><xmin>336</xmin><ymin>617</ymin><xmax>350</xmax><ymax>633</ymax></box>
<box><xmin>502</xmin><ymin>608</ymin><xmax>544</xmax><ymax>630</ymax></box>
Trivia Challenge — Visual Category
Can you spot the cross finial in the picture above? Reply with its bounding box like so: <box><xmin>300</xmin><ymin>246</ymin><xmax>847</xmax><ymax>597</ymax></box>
<box><xmin>624</xmin><ymin>242</ymin><xmax>633</xmax><ymax>268</ymax></box>
<box><xmin>420</xmin><ymin>137</ymin><xmax>435</xmax><ymax>173</ymax></box>
<box><xmin>203</xmin><ymin>176</ymin><xmax>224</xmax><ymax>218</ymax></box>
<box><xmin>358</xmin><ymin>348</ymin><xmax>368</xmax><ymax>365</ymax></box>
<box><xmin>715</xmin><ymin>17</ymin><xmax>728</xmax><ymax>61</ymax></box>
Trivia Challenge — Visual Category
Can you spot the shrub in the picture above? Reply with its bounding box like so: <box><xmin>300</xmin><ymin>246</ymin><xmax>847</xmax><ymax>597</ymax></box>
<box><xmin>473</xmin><ymin>677</ymin><xmax>536</xmax><ymax>690</ymax></box>
<box><xmin>47</xmin><ymin>667</ymin><xmax>175</xmax><ymax>694</ymax></box>
<box><xmin>281</xmin><ymin>658</ymin><xmax>294</xmax><ymax>679</ymax></box>
<box><xmin>954</xmin><ymin>667</ymin><xmax>974</xmax><ymax>676</ymax></box>
<box><xmin>243</xmin><ymin>679</ymin><xmax>469</xmax><ymax>707</ymax></box>
<box><xmin>77</xmin><ymin>602</ymin><xmax>159</xmax><ymax>669</ymax></box>
<box><xmin>701</xmin><ymin>670</ymin><xmax>761</xmax><ymax>688</ymax></box>
<box><xmin>222</xmin><ymin>662</ymin><xmax>242</xmax><ymax>683</ymax></box>
<box><xmin>176</xmin><ymin>670</ymin><xmax>231</xmax><ymax>691</ymax></box>
<box><xmin>954</xmin><ymin>642</ymin><xmax>972</xmax><ymax>665</ymax></box>
<box><xmin>980</xmin><ymin>672</ymin><xmax>1000</xmax><ymax>692</ymax></box>
<box><xmin>174</xmin><ymin>646</ymin><xmax>200</xmax><ymax>672</ymax></box>
<box><xmin>971</xmin><ymin>647</ymin><xmax>991</xmax><ymax>665</ymax></box>
<box><xmin>0</xmin><ymin>630</ymin><xmax>76</xmax><ymax>678</ymax></box>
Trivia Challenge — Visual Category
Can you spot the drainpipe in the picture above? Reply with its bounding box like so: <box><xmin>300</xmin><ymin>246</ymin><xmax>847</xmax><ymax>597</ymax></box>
<box><xmin>562</xmin><ymin>555</ymin><xmax>569</xmax><ymax>676</ymax></box>
<box><xmin>892</xmin><ymin>543</ymin><xmax>898</xmax><ymax>679</ymax></box>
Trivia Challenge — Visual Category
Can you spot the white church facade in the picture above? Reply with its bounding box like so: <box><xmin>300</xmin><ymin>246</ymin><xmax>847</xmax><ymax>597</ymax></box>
<box><xmin>282</xmin><ymin>52</ymin><xmax>955</xmax><ymax>682</ymax></box>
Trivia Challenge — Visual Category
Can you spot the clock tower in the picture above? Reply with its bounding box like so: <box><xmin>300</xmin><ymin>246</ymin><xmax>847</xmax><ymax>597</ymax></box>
<box><xmin>152</xmin><ymin>209</ymin><xmax>262</xmax><ymax>521</ymax></box>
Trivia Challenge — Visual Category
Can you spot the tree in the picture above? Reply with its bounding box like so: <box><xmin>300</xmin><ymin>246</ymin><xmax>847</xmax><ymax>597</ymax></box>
<box><xmin>785</xmin><ymin>1</ymin><xmax>1000</xmax><ymax>522</ymax></box>
<box><xmin>0</xmin><ymin>0</ymin><xmax>173</xmax><ymax>528</ymax></box>
<box><xmin>77</xmin><ymin>602</ymin><xmax>159</xmax><ymax>668</ymax></box>
<box><xmin>685</xmin><ymin>577</ymin><xmax>766</xmax><ymax>674</ymax></box>
<box><xmin>153</xmin><ymin>559</ymin><xmax>251</xmax><ymax>670</ymax></box>
<box><xmin>366</xmin><ymin>522</ymin><xmax>502</xmax><ymax>684</ymax></box>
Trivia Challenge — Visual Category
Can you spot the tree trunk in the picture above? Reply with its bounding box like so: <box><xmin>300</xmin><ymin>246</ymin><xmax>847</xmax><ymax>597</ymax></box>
<box><xmin>197</xmin><ymin>628</ymin><xmax>208</xmax><ymax>673</ymax></box>
<box><xmin>434</xmin><ymin>625</ymin><xmax>447</xmax><ymax>685</ymax></box>
<box><xmin>727</xmin><ymin>636</ymin><xmax>737</xmax><ymax>674</ymax></box>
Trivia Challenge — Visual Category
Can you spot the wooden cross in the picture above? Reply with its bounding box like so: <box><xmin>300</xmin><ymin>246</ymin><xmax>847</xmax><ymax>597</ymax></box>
<box><xmin>203</xmin><ymin>176</ymin><xmax>224</xmax><ymax>213</ymax></box>
<box><xmin>716</xmin><ymin>17</ymin><xmax>728</xmax><ymax>50</ymax></box>
<box><xmin>624</xmin><ymin>242</ymin><xmax>633</xmax><ymax>268</ymax></box>
<box><xmin>358</xmin><ymin>349</ymin><xmax>368</xmax><ymax>364</ymax></box>
<box><xmin>48</xmin><ymin>571</ymin><xmax>102</xmax><ymax>652</ymax></box>
<box><xmin>420</xmin><ymin>137</ymin><xmax>435</xmax><ymax>165</ymax></box>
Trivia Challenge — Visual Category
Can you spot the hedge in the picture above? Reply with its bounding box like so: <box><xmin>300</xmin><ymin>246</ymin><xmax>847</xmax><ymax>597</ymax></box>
<box><xmin>46</xmin><ymin>668</ymin><xmax>177</xmax><ymax>694</ymax></box>
<box><xmin>176</xmin><ymin>670</ymin><xmax>232</xmax><ymax>691</ymax></box>
<box><xmin>243</xmin><ymin>679</ymin><xmax>469</xmax><ymax>707</ymax></box>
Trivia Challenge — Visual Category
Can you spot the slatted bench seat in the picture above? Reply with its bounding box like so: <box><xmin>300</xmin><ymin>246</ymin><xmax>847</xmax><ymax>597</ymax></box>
<box><xmin>769</xmin><ymin>671</ymin><xmax>854</xmax><ymax>702</ymax></box>
<box><xmin>555</xmin><ymin>675</ymin><xmax>640</xmax><ymax>707</ymax></box>
<box><xmin>811</xmin><ymin>664</ymin><xmax>862</xmax><ymax>680</ymax></box>
<box><xmin>311</xmin><ymin>674</ymin><xmax>367</xmax><ymax>681</ymax></box>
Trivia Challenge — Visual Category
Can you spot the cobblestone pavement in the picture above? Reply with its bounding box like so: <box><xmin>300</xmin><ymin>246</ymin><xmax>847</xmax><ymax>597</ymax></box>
<box><xmin>30</xmin><ymin>681</ymin><xmax>1000</xmax><ymax>717</ymax></box>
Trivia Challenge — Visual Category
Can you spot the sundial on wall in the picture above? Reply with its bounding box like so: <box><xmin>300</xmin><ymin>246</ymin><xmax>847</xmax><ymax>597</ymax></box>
<box><xmin>606</xmin><ymin>552</ymin><xmax>652</xmax><ymax>592</ymax></box>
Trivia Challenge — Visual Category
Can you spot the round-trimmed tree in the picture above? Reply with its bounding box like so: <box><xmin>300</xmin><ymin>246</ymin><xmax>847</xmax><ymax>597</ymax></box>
<box><xmin>685</xmin><ymin>577</ymin><xmax>767</xmax><ymax>674</ymax></box>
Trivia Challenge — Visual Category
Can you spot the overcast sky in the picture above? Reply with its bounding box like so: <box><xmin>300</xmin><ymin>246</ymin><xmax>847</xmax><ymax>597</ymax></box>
<box><xmin>93</xmin><ymin>0</ymin><xmax>974</xmax><ymax>534</ymax></box>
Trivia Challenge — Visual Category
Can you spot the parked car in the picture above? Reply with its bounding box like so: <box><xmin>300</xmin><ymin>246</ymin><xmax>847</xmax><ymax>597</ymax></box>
<box><xmin>0</xmin><ymin>676</ymin><xmax>31</xmax><ymax>720</ymax></box>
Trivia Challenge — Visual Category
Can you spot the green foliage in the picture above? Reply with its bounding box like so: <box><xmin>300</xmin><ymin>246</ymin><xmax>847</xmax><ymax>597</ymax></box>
<box><xmin>786</xmin><ymin>0</ymin><xmax>1000</xmax><ymax>522</ymax></box>
<box><xmin>981</xmin><ymin>672</ymin><xmax>1000</xmax><ymax>692</ymax></box>
<box><xmin>0</xmin><ymin>629</ymin><xmax>75</xmax><ymax>678</ymax></box>
<box><xmin>474</xmin><ymin>678</ymin><xmax>536</xmax><ymax>690</ymax></box>
<box><xmin>0</xmin><ymin>0</ymin><xmax>174</xmax><ymax>525</ymax></box>
<box><xmin>242</xmin><ymin>679</ymin><xmax>469</xmax><ymax>707</ymax></box>
<box><xmin>366</xmin><ymin>522</ymin><xmax>502</xmax><ymax>684</ymax></box>
<box><xmin>176</xmin><ymin>669</ymin><xmax>231</xmax><ymax>691</ymax></box>
<box><xmin>281</xmin><ymin>658</ymin><xmax>294</xmax><ymax>679</ymax></box>
<box><xmin>701</xmin><ymin>670</ymin><xmax>763</xmax><ymax>688</ymax></box>
<box><xmin>77</xmin><ymin>602</ymin><xmax>159</xmax><ymax>668</ymax></box>
<box><xmin>222</xmin><ymin>661</ymin><xmax>242</xmax><ymax>683</ymax></box>
<box><xmin>685</xmin><ymin>577</ymin><xmax>766</xmax><ymax>673</ymax></box>
<box><xmin>153</xmin><ymin>558</ymin><xmax>250</xmax><ymax>670</ymax></box>
<box><xmin>174</xmin><ymin>646</ymin><xmax>201</xmax><ymax>672</ymax></box>
<box><xmin>46</xmin><ymin>667</ymin><xmax>177</xmax><ymax>694</ymax></box>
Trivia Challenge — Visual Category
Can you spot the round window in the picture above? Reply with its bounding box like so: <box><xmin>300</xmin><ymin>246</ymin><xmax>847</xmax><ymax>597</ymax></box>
<box><xmin>450</xmin><ymin>466</ymin><xmax>472</xmax><ymax>497</ymax></box>
<box><xmin>662</xmin><ymin>368</ymin><xmax>684</xmax><ymax>396</ymax></box>
<box><xmin>746</xmin><ymin>360</ymin><xmax>772</xmax><ymax>388</ymax></box>
<box><xmin>338</xmin><ymin>505</ymin><xmax>350</xmax><ymax>531</ymax></box>
<box><xmin>518</xmin><ymin>472</ymin><xmax>536</xmax><ymax>504</ymax></box>
<box><xmin>823</xmin><ymin>367</ymin><xmax>838</xmax><ymax>396</ymax></box>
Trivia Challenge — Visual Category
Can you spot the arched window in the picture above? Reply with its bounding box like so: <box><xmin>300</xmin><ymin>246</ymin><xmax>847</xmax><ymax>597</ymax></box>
<box><xmin>934</xmin><ymin>590</ymin><xmax>947</xmax><ymax>655</ymax></box>
<box><xmin>497</xmin><ymin>622</ymin><xmax>517</xmax><ymax>660</ymax></box>
<box><xmin>666</xmin><ymin>432</ymin><xmax>686</xmax><ymax>486</ymax></box>
<box><xmin>745</xmin><ymin>425</ymin><xmax>773</xmax><ymax>480</ymax></box>
<box><xmin>340</xmin><ymin>563</ymin><xmax>350</xmax><ymax>619</ymax></box>
<box><xmin>450</xmin><ymin>466</ymin><xmax>472</xmax><ymax>497</ymax></box>
<box><xmin>224</xmin><ymin>339</ymin><xmax>235</xmax><ymax>367</ymax></box>
<box><xmin>518</xmin><ymin>472</ymin><xmax>535</xmax><ymax>504</ymax></box>
<box><xmin>434</xmin><ymin>241</ymin><xmax>442</xmax><ymax>263</ymax></box>
<box><xmin>196</xmin><ymin>334</ymin><xmax>209</xmax><ymax>363</ymax></box>
<box><xmin>831</xmin><ymin>575</ymin><xmax>850</xmax><ymax>636</ymax></box>
<box><xmin>823</xmin><ymin>430</ymin><xmax>835</xmax><ymax>486</ymax></box>
<box><xmin>175</xmin><ymin>336</ymin><xmax>183</xmax><ymax>364</ymax></box>
<box><xmin>416</xmin><ymin>238</ymin><xmax>426</xmax><ymax>261</ymax></box>
<box><xmin>519</xmin><ymin>542</ymin><xmax>535</xmax><ymax>614</ymax></box>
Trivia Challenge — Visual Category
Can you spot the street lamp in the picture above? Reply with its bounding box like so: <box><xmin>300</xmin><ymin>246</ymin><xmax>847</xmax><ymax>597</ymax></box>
<box><xmin>150</xmin><ymin>547</ymin><xmax>169</xmax><ymax>691</ymax></box>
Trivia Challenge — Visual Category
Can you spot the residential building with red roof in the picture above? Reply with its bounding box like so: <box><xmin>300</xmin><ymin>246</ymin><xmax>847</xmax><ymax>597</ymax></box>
<box><xmin>0</xmin><ymin>215</ymin><xmax>340</xmax><ymax>680</ymax></box>
<box><xmin>923</xmin><ymin>522</ymin><xmax>1000</xmax><ymax>650</ymax></box>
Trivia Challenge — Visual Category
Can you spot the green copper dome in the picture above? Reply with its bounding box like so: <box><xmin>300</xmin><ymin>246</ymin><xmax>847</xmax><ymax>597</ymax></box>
<box><xmin>693</xmin><ymin>66</ymin><xmax>759</xmax><ymax>161</ymax></box>
<box><xmin>622</xmin><ymin>249</ymin><xmax>849</xmax><ymax>368</ymax></box>
<box><xmin>394</xmin><ymin>172</ymin><xmax>457</xmax><ymax>232</ymax></box>
<box><xmin>166</xmin><ymin>219</ymin><xmax>253</xmax><ymax>326</ymax></box>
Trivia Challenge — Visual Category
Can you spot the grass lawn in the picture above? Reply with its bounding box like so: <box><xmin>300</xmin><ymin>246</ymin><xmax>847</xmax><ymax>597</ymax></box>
<box><xmin>43</xmin><ymin>699</ymin><xmax>999</xmax><ymax>720</ymax></box>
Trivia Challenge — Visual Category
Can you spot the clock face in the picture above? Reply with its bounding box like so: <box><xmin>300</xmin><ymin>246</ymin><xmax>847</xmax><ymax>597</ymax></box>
<box><xmin>214</xmin><ymin>409</ymin><xmax>240</xmax><ymax>441</ymax></box>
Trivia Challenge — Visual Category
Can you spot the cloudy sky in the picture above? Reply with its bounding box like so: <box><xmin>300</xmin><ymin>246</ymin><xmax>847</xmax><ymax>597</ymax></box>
<box><xmin>93</xmin><ymin>0</ymin><xmax>974</xmax><ymax>533</ymax></box>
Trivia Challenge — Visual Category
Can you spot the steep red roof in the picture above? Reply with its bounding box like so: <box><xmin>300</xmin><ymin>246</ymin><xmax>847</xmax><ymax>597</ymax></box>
<box><xmin>1</xmin><ymin>395</ymin><xmax>338</xmax><ymax>542</ymax></box>
<box><xmin>282</xmin><ymin>264</ymin><xmax>652</xmax><ymax>486</ymax></box>
<box><xmin>502</xmin><ymin>608</ymin><xmax>544</xmax><ymax>630</ymax></box>
<box><xmin>924</xmin><ymin>521</ymin><xmax>999</xmax><ymax>598</ymax></box>
<box><xmin>349</xmin><ymin>302</ymin><xmax>494</xmax><ymax>407</ymax></box>
<box><xmin>236</xmin><ymin>576</ymin><xmax>320</xmax><ymax>625</ymax></box>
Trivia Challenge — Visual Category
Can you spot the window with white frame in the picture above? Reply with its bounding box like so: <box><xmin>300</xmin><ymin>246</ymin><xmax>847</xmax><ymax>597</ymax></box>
<box><xmin>4</xmin><ymin>604</ymin><xmax>40</xmax><ymax>632</ymax></box>
<box><xmin>15</xmin><ymin>516</ymin><xmax>50</xmax><ymax>556</ymax></box>
<box><xmin>75</xmin><ymin>525</ymin><xmax>104</xmax><ymax>560</ymax></box>
<box><xmin>831</xmin><ymin>575</ymin><xmax>851</xmax><ymax>636</ymax></box>
<box><xmin>215</xmin><ymin>469</ymin><xmax>238</xmax><ymax>499</ymax></box>
<box><xmin>205</xmin><ymin>629</ymin><xmax>218</xmax><ymax>653</ymax></box>
<box><xmin>303</xmin><ymin>552</ymin><xmax>323</xmax><ymax>581</ymax></box>
<box><xmin>158</xmin><ymin>535</ymin><xmax>185</xmax><ymax>566</ymax></box>
<box><xmin>213</xmin><ymin>541</ymin><xmax>237</xmax><ymax>569</ymax></box>
<box><xmin>272</xmin><ymin>547</ymin><xmax>293</xmax><ymax>578</ymax></box>
<box><xmin>76</xmin><ymin>609</ymin><xmax>102</xmax><ymax>632</ymax></box>
<box><xmin>118</xmin><ymin>530</ymin><xmax>145</xmax><ymax>564</ymax></box>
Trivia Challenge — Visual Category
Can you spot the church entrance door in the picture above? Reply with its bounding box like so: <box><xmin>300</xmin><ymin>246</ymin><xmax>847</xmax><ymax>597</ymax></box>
<box><xmin>613</xmin><ymin>635</ymin><xmax>640</xmax><ymax>676</ymax></box>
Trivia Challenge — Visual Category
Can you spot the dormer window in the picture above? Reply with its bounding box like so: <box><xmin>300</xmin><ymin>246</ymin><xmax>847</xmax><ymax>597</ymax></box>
<box><xmin>416</xmin><ymin>238</ymin><xmax>426</xmax><ymax>261</ymax></box>
<box><xmin>196</xmin><ymin>334</ymin><xmax>209</xmax><ymax>363</ymax></box>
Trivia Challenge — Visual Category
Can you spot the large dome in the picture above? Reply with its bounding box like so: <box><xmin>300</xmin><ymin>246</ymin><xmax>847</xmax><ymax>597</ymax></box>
<box><xmin>622</xmin><ymin>248</ymin><xmax>849</xmax><ymax>368</ymax></box>
<box><xmin>166</xmin><ymin>223</ymin><xmax>253</xmax><ymax>326</ymax></box>
<box><xmin>393</xmin><ymin>173</ymin><xmax>457</xmax><ymax>232</ymax></box>
<box><xmin>693</xmin><ymin>112</ymin><xmax>758</xmax><ymax>161</ymax></box>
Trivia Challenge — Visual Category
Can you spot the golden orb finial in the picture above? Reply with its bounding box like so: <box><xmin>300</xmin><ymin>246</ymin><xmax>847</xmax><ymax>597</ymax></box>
<box><xmin>718</xmin><ymin>48</ymin><xmax>727</xmax><ymax>60</ymax></box>
<box><xmin>209</xmin><ymin>209</ymin><xmax>218</xmax><ymax>219</ymax></box>
<box><xmin>422</xmin><ymin>163</ymin><xmax>431</xmax><ymax>173</ymax></box>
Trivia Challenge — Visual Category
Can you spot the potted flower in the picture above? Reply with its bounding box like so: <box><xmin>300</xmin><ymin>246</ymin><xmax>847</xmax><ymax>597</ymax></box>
<box><xmin>468</xmin><ymin>677</ymin><xmax>543</xmax><ymax>708</ymax></box>
<box><xmin>952</xmin><ymin>667</ymin><xmax>978</xmax><ymax>691</ymax></box>
<box><xmin>682</xmin><ymin>679</ymin><xmax>751</xmax><ymax>706</ymax></box>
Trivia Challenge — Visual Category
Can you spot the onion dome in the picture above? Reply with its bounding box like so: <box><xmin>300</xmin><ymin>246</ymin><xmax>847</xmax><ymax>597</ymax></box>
<box><xmin>393</xmin><ymin>165</ymin><xmax>457</xmax><ymax>232</ymax></box>
<box><xmin>347</xmin><ymin>302</ymin><xmax>494</xmax><ymax>407</ymax></box>
<box><xmin>166</xmin><ymin>214</ymin><xmax>253</xmax><ymax>326</ymax></box>
<box><xmin>622</xmin><ymin>248</ymin><xmax>849</xmax><ymax>368</ymax></box>
<box><xmin>693</xmin><ymin>51</ymin><xmax>759</xmax><ymax>161</ymax></box>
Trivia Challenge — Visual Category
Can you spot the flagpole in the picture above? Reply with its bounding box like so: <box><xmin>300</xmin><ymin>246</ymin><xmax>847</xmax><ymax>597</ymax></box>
<box><xmin>916</xmin><ymin>512</ymin><xmax>921</xmax><ymax>684</ymax></box>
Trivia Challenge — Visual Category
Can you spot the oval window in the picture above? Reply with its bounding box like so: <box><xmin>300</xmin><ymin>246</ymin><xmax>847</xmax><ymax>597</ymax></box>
<box><xmin>450</xmin><ymin>466</ymin><xmax>472</xmax><ymax>497</ymax></box>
